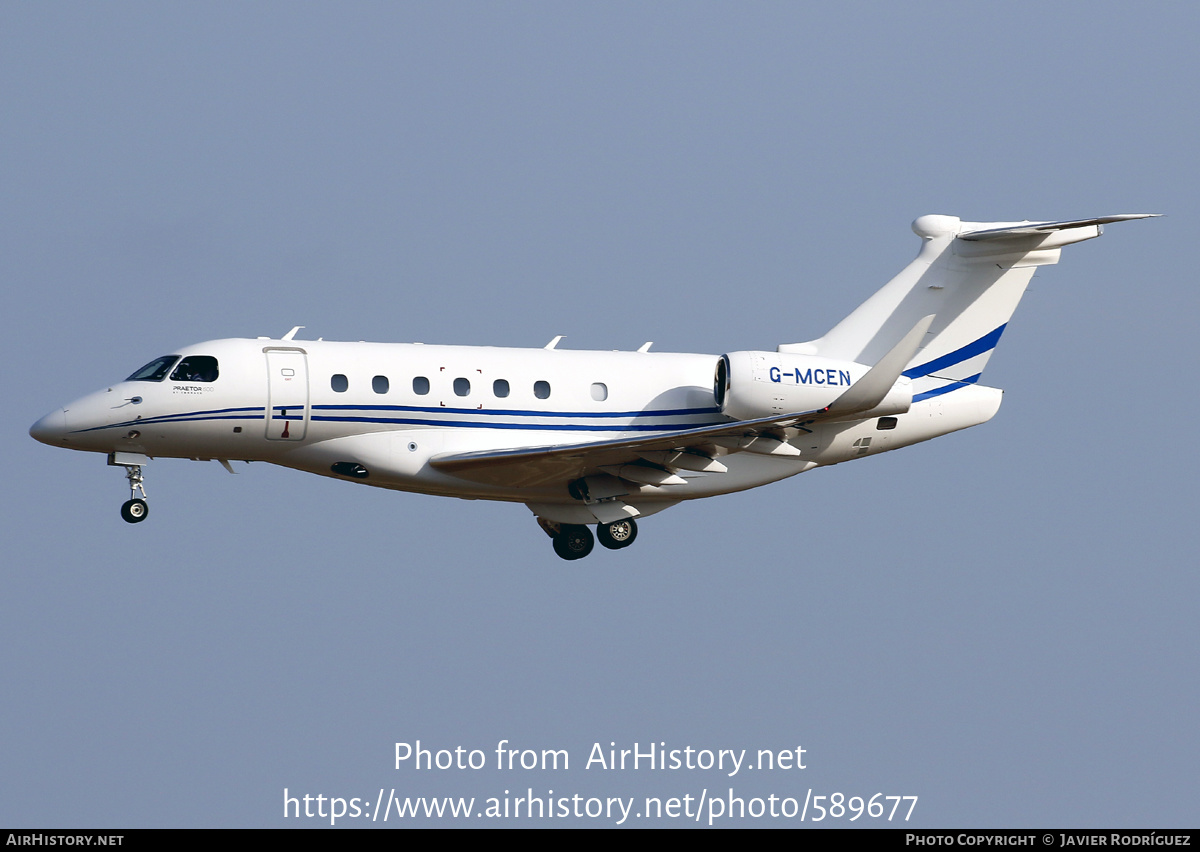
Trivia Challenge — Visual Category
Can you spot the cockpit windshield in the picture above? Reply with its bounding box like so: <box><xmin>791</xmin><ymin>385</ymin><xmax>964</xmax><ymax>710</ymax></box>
<box><xmin>126</xmin><ymin>355</ymin><xmax>179</xmax><ymax>382</ymax></box>
<box><xmin>170</xmin><ymin>356</ymin><xmax>219</xmax><ymax>382</ymax></box>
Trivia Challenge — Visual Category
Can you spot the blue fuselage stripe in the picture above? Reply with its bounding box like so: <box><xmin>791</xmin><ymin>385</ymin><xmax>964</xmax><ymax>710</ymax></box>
<box><xmin>903</xmin><ymin>325</ymin><xmax>1006</xmax><ymax>379</ymax></box>
<box><xmin>912</xmin><ymin>374</ymin><xmax>982</xmax><ymax>402</ymax></box>
<box><xmin>74</xmin><ymin>404</ymin><xmax>725</xmax><ymax>434</ymax></box>
<box><xmin>309</xmin><ymin>415</ymin><xmax>728</xmax><ymax>432</ymax></box>
<box><xmin>71</xmin><ymin>407</ymin><xmax>265</xmax><ymax>433</ymax></box>
<box><xmin>310</xmin><ymin>403</ymin><xmax>720</xmax><ymax>418</ymax></box>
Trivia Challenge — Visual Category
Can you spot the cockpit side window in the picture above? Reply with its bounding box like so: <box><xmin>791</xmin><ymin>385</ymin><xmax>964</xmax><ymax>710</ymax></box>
<box><xmin>126</xmin><ymin>355</ymin><xmax>179</xmax><ymax>382</ymax></box>
<box><xmin>170</xmin><ymin>356</ymin><xmax>219</xmax><ymax>382</ymax></box>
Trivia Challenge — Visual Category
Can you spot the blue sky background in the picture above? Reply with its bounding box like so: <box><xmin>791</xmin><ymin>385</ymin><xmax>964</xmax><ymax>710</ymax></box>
<box><xmin>3</xmin><ymin>2</ymin><xmax>1196</xmax><ymax>827</ymax></box>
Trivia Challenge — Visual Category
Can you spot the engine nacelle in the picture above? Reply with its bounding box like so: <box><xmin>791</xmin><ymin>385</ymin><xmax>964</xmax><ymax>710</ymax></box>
<box><xmin>715</xmin><ymin>351</ymin><xmax>913</xmax><ymax>421</ymax></box>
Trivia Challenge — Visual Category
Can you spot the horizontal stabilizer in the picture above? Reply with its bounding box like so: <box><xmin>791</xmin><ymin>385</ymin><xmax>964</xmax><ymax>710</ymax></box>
<box><xmin>959</xmin><ymin>214</ymin><xmax>1159</xmax><ymax>241</ymax></box>
<box><xmin>801</xmin><ymin>212</ymin><xmax>1157</xmax><ymax>369</ymax></box>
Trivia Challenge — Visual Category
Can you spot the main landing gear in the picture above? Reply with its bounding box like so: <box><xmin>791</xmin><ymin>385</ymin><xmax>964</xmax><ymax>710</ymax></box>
<box><xmin>545</xmin><ymin>518</ymin><xmax>639</xmax><ymax>561</ymax></box>
<box><xmin>597</xmin><ymin>518</ymin><xmax>637</xmax><ymax>550</ymax></box>
<box><xmin>552</xmin><ymin>525</ymin><xmax>594</xmax><ymax>560</ymax></box>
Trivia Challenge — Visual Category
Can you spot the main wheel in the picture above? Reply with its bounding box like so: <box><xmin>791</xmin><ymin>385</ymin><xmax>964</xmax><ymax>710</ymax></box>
<box><xmin>552</xmin><ymin>524</ymin><xmax>594</xmax><ymax>560</ymax></box>
<box><xmin>120</xmin><ymin>498</ymin><xmax>149</xmax><ymax>524</ymax></box>
<box><xmin>597</xmin><ymin>518</ymin><xmax>638</xmax><ymax>550</ymax></box>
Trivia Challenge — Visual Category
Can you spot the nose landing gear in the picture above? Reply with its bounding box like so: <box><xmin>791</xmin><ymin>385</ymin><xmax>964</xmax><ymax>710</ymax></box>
<box><xmin>109</xmin><ymin>452</ymin><xmax>150</xmax><ymax>524</ymax></box>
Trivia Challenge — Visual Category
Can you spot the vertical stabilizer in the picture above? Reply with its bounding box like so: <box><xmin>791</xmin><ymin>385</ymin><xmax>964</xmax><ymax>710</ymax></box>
<box><xmin>781</xmin><ymin>214</ymin><xmax>1156</xmax><ymax>401</ymax></box>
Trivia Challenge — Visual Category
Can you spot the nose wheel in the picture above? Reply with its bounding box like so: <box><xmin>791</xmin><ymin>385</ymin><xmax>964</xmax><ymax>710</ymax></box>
<box><xmin>121</xmin><ymin>498</ymin><xmax>149</xmax><ymax>523</ymax></box>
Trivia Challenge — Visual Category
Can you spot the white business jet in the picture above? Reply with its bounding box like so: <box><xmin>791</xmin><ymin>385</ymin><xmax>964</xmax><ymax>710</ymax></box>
<box><xmin>31</xmin><ymin>214</ymin><xmax>1153</xmax><ymax>559</ymax></box>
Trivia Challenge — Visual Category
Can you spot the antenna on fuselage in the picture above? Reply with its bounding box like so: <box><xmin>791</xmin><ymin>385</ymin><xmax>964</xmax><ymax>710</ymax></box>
<box><xmin>544</xmin><ymin>335</ymin><xmax>565</xmax><ymax>350</ymax></box>
<box><xmin>282</xmin><ymin>326</ymin><xmax>304</xmax><ymax>341</ymax></box>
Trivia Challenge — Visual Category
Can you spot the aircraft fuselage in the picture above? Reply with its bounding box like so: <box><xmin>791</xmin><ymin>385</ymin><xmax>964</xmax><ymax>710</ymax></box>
<box><xmin>31</xmin><ymin>336</ymin><xmax>998</xmax><ymax>512</ymax></box>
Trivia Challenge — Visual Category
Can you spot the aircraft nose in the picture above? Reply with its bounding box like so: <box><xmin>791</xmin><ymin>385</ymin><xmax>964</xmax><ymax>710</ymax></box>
<box><xmin>30</xmin><ymin>409</ymin><xmax>67</xmax><ymax>446</ymax></box>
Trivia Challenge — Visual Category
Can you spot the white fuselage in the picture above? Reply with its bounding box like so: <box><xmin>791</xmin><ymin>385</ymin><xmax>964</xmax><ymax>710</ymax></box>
<box><xmin>33</xmin><ymin>336</ymin><xmax>1002</xmax><ymax>520</ymax></box>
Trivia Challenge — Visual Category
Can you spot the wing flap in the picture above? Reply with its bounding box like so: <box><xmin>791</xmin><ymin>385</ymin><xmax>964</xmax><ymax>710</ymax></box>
<box><xmin>589</xmin><ymin>500</ymin><xmax>641</xmax><ymax>524</ymax></box>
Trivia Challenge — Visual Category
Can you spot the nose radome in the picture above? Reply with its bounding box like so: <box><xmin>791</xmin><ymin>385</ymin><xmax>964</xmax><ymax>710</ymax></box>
<box><xmin>29</xmin><ymin>409</ymin><xmax>67</xmax><ymax>446</ymax></box>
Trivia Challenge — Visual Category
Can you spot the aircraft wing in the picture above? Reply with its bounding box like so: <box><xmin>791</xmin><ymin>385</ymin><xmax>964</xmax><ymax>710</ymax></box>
<box><xmin>427</xmin><ymin>407</ymin><xmax>826</xmax><ymax>487</ymax></box>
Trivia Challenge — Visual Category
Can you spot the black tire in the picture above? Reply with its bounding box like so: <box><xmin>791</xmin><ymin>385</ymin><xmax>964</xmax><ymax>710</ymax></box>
<box><xmin>120</xmin><ymin>498</ymin><xmax>149</xmax><ymax>524</ymax></box>
<box><xmin>552</xmin><ymin>524</ymin><xmax>594</xmax><ymax>560</ymax></box>
<box><xmin>597</xmin><ymin>518</ymin><xmax>638</xmax><ymax>550</ymax></box>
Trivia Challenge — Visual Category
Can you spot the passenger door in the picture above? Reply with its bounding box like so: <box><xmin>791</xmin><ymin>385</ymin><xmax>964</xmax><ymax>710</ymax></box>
<box><xmin>265</xmin><ymin>348</ymin><xmax>309</xmax><ymax>441</ymax></box>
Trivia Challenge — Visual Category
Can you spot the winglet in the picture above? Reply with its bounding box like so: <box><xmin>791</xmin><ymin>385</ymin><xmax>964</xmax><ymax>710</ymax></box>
<box><xmin>825</xmin><ymin>315</ymin><xmax>934</xmax><ymax>415</ymax></box>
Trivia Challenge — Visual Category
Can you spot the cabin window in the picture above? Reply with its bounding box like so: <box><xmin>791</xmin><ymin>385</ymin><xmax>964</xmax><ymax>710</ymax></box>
<box><xmin>493</xmin><ymin>379</ymin><xmax>510</xmax><ymax>398</ymax></box>
<box><xmin>534</xmin><ymin>380</ymin><xmax>551</xmax><ymax>400</ymax></box>
<box><xmin>591</xmin><ymin>382</ymin><xmax>608</xmax><ymax>401</ymax></box>
<box><xmin>372</xmin><ymin>375</ymin><xmax>389</xmax><ymax>394</ymax></box>
<box><xmin>331</xmin><ymin>374</ymin><xmax>349</xmax><ymax>393</ymax></box>
<box><xmin>170</xmin><ymin>356</ymin><xmax>219</xmax><ymax>382</ymax></box>
<box><xmin>127</xmin><ymin>355</ymin><xmax>179</xmax><ymax>382</ymax></box>
<box><xmin>413</xmin><ymin>376</ymin><xmax>430</xmax><ymax>395</ymax></box>
<box><xmin>877</xmin><ymin>416</ymin><xmax>898</xmax><ymax>431</ymax></box>
<box><xmin>454</xmin><ymin>377</ymin><xmax>471</xmax><ymax>397</ymax></box>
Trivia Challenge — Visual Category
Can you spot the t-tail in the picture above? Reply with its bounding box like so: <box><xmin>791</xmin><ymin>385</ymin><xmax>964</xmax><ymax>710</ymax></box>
<box><xmin>782</xmin><ymin>214</ymin><xmax>1158</xmax><ymax>402</ymax></box>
